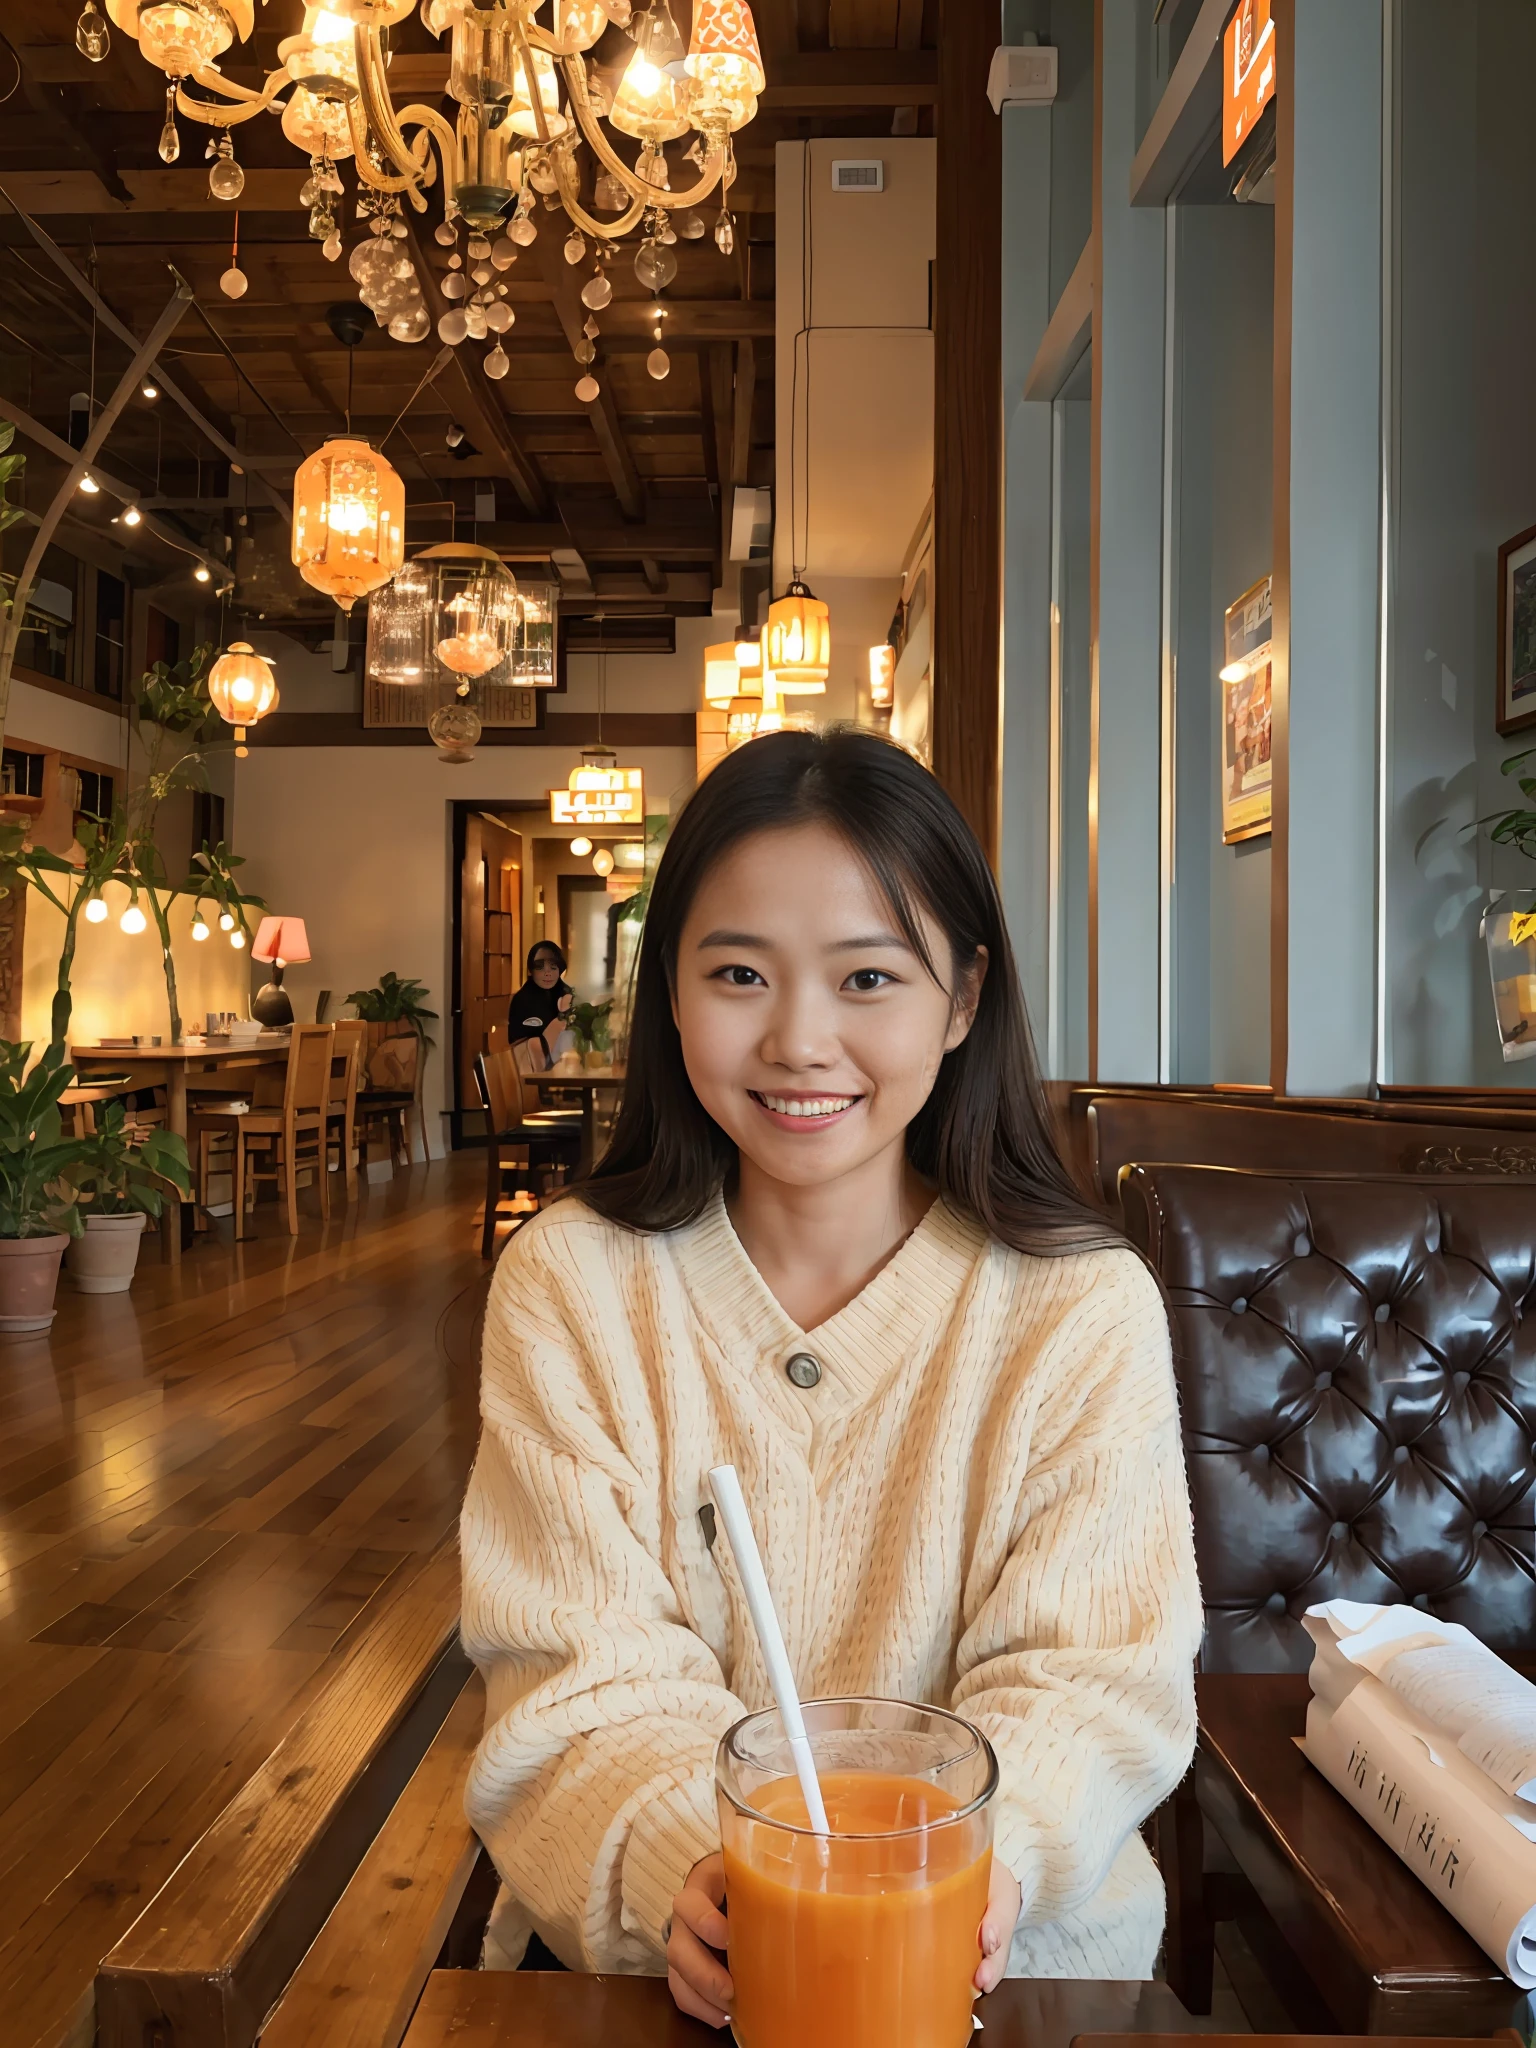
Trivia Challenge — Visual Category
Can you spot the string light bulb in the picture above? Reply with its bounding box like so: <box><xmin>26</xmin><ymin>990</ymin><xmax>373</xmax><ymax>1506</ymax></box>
<box><xmin>219</xmin><ymin>911</ymin><xmax>236</xmax><ymax>931</ymax></box>
<box><xmin>120</xmin><ymin>898</ymin><xmax>147</xmax><ymax>936</ymax></box>
<box><xmin>83</xmin><ymin>894</ymin><xmax>109</xmax><ymax>924</ymax></box>
<box><xmin>230</xmin><ymin>927</ymin><xmax>247</xmax><ymax>949</ymax></box>
<box><xmin>569</xmin><ymin>836</ymin><xmax>593</xmax><ymax>856</ymax></box>
<box><xmin>191</xmin><ymin>910</ymin><xmax>210</xmax><ymax>941</ymax></box>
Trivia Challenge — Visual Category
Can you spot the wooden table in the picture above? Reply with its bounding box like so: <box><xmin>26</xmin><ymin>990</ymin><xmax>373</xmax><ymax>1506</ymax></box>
<box><xmin>1196</xmin><ymin>1673</ymin><xmax>1530</xmax><ymax>2036</ymax></box>
<box><xmin>536</xmin><ymin>1063</ymin><xmax>626</xmax><ymax>1174</ymax></box>
<box><xmin>401</xmin><ymin>1971</ymin><xmax>1220</xmax><ymax>2048</ymax></box>
<box><xmin>70</xmin><ymin>1038</ymin><xmax>290</xmax><ymax>1144</ymax></box>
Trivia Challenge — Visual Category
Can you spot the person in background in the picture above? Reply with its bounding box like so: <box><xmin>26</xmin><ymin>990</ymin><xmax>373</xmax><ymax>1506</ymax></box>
<box><xmin>508</xmin><ymin>941</ymin><xmax>573</xmax><ymax>1063</ymax></box>
<box><xmin>462</xmin><ymin>729</ymin><xmax>1201</xmax><ymax>2011</ymax></box>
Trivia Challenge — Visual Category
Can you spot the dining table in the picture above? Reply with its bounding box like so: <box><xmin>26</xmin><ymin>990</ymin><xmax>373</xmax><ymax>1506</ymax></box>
<box><xmin>69</xmin><ymin>1037</ymin><xmax>291</xmax><ymax>1145</ymax></box>
<box><xmin>535</xmin><ymin>1060</ymin><xmax>626</xmax><ymax>1174</ymax></box>
<box><xmin>399</xmin><ymin>1970</ymin><xmax>1223</xmax><ymax>2048</ymax></box>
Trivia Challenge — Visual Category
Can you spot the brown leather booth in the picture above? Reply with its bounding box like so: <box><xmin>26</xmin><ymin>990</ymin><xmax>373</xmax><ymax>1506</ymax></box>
<box><xmin>1122</xmin><ymin>1162</ymin><xmax>1536</xmax><ymax>2030</ymax></box>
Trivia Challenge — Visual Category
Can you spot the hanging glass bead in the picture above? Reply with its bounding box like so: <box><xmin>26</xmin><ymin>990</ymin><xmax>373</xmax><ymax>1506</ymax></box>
<box><xmin>646</xmin><ymin>346</ymin><xmax>670</xmax><ymax>380</ymax></box>
<box><xmin>715</xmin><ymin>210</ymin><xmax>735</xmax><ymax>255</ymax></box>
<box><xmin>208</xmin><ymin>136</ymin><xmax>244</xmax><ymax>201</ymax></box>
<box><xmin>491</xmin><ymin>238</ymin><xmax>517</xmax><ymax>270</ymax></box>
<box><xmin>583</xmin><ymin>314</ymin><xmax>601</xmax><ymax>339</ymax></box>
<box><xmin>434</xmin><ymin>220</ymin><xmax>458</xmax><ymax>247</ymax></box>
<box><xmin>471</xmin><ymin>263</ymin><xmax>492</xmax><ymax>285</ymax></box>
<box><xmin>438</xmin><ymin>308</ymin><xmax>468</xmax><ymax>344</ymax></box>
<box><xmin>510</xmin><ymin>214</ymin><xmax>538</xmax><ymax>246</ymax></box>
<box><xmin>467</xmin><ymin>235</ymin><xmax>491</xmax><ymax>259</ymax></box>
<box><xmin>574</xmin><ymin>373</ymin><xmax>600</xmax><ymax>402</ymax></box>
<box><xmin>464</xmin><ymin>303</ymin><xmax>488</xmax><ymax>339</ymax></box>
<box><xmin>580</xmin><ymin>271</ymin><xmax>612</xmax><ymax>310</ymax></box>
<box><xmin>564</xmin><ymin>230</ymin><xmax>588</xmax><ymax>266</ymax></box>
<box><xmin>634</xmin><ymin>241</ymin><xmax>677</xmax><ymax>292</ymax></box>
<box><xmin>484</xmin><ymin>343</ymin><xmax>510</xmax><ymax>380</ymax></box>
<box><xmin>677</xmin><ymin>208</ymin><xmax>706</xmax><ymax>240</ymax></box>
<box><xmin>574</xmin><ymin>338</ymin><xmax>595</xmax><ymax>364</ymax></box>
<box><xmin>323</xmin><ymin>232</ymin><xmax>343</xmax><ymax>261</ymax></box>
<box><xmin>75</xmin><ymin>0</ymin><xmax>110</xmax><ymax>60</ymax></box>
<box><xmin>485</xmin><ymin>301</ymin><xmax>514</xmax><ymax>332</ymax></box>
<box><xmin>390</xmin><ymin>302</ymin><xmax>431</xmax><ymax>342</ymax></box>
<box><xmin>442</xmin><ymin>272</ymin><xmax>467</xmax><ymax>300</ymax></box>
<box><xmin>157</xmin><ymin>86</ymin><xmax>180</xmax><ymax>165</ymax></box>
<box><xmin>220</xmin><ymin>265</ymin><xmax>248</xmax><ymax>299</ymax></box>
<box><xmin>300</xmin><ymin>170</ymin><xmax>323</xmax><ymax>207</ymax></box>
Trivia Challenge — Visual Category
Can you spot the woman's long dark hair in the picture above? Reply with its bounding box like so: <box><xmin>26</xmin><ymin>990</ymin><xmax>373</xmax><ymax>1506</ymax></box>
<box><xmin>581</xmin><ymin>728</ymin><xmax>1119</xmax><ymax>1256</ymax></box>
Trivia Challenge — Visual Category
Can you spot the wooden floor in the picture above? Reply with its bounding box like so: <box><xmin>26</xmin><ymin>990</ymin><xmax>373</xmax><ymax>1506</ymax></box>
<box><xmin>0</xmin><ymin>1154</ymin><xmax>490</xmax><ymax>2048</ymax></box>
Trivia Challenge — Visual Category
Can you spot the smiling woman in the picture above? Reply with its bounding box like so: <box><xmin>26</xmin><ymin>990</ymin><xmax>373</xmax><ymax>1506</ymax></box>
<box><xmin>460</xmin><ymin>728</ymin><xmax>1202</xmax><ymax>2010</ymax></box>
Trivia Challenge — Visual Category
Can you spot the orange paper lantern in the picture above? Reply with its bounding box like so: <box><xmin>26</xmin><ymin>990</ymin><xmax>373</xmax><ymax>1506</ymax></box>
<box><xmin>290</xmin><ymin>436</ymin><xmax>405</xmax><ymax>611</ymax></box>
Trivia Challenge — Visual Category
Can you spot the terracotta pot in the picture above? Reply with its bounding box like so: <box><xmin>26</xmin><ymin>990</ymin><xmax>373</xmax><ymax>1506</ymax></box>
<box><xmin>65</xmin><ymin>1211</ymin><xmax>148</xmax><ymax>1295</ymax></box>
<box><xmin>0</xmin><ymin>1233</ymin><xmax>70</xmax><ymax>1332</ymax></box>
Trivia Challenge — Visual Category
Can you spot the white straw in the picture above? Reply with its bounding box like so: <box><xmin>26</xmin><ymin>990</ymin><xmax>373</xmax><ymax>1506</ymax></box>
<box><xmin>709</xmin><ymin>1463</ymin><xmax>830</xmax><ymax>1835</ymax></box>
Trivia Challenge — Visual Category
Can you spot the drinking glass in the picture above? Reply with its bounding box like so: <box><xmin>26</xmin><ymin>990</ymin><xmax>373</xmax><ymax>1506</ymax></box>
<box><xmin>717</xmin><ymin>1697</ymin><xmax>998</xmax><ymax>2048</ymax></box>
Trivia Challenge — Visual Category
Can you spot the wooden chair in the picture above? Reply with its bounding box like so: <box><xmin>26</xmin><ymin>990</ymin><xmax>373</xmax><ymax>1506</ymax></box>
<box><xmin>327</xmin><ymin>1019</ymin><xmax>367</xmax><ymax>1193</ymax></box>
<box><xmin>475</xmin><ymin>1047</ymin><xmax>580</xmax><ymax>1260</ymax></box>
<box><xmin>195</xmin><ymin>1024</ymin><xmax>334</xmax><ymax>1239</ymax></box>
<box><xmin>358</xmin><ymin>1030</ymin><xmax>428</xmax><ymax>1169</ymax></box>
<box><xmin>510</xmin><ymin>1034</ymin><xmax>581</xmax><ymax>1127</ymax></box>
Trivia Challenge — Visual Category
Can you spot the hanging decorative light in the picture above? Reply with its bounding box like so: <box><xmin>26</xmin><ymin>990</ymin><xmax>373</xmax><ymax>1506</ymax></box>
<box><xmin>206</xmin><ymin>639</ymin><xmax>279</xmax><ymax>755</ymax></box>
<box><xmin>550</xmin><ymin>748</ymin><xmax>645</xmax><ymax>828</ymax></box>
<box><xmin>429</xmin><ymin>700</ymin><xmax>483</xmax><ymax>763</ymax></box>
<box><xmin>105</xmin><ymin>0</ymin><xmax>765</xmax><ymax>383</ymax></box>
<box><xmin>290</xmin><ymin>436</ymin><xmax>405</xmax><ymax>611</ymax></box>
<box><xmin>725</xmin><ymin>694</ymin><xmax>762</xmax><ymax>748</ymax></box>
<box><xmin>763</xmin><ymin>580</ymin><xmax>831</xmax><ymax>693</ymax></box>
<box><xmin>365</xmin><ymin>558</ymin><xmax>430</xmax><ymax>684</ymax></box>
<box><xmin>685</xmin><ymin>0</ymin><xmax>767</xmax><ymax>130</ymax></box>
<box><xmin>513</xmin><ymin>581</ymin><xmax>559</xmax><ymax>686</ymax></box>
<box><xmin>702</xmin><ymin>640</ymin><xmax>750</xmax><ymax>710</ymax></box>
<box><xmin>868</xmin><ymin>642</ymin><xmax>895</xmax><ymax>711</ymax></box>
<box><xmin>417</xmin><ymin>543</ymin><xmax>519</xmax><ymax>681</ymax></box>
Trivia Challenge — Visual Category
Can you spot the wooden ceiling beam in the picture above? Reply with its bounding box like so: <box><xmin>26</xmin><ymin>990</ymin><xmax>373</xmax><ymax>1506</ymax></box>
<box><xmin>708</xmin><ymin>342</ymin><xmax>735</xmax><ymax>592</ymax></box>
<box><xmin>730</xmin><ymin>339</ymin><xmax>757</xmax><ymax>487</ymax></box>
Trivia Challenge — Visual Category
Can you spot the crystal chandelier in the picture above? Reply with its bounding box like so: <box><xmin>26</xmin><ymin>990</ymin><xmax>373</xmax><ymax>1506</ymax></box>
<box><xmin>107</xmin><ymin>0</ymin><xmax>765</xmax><ymax>392</ymax></box>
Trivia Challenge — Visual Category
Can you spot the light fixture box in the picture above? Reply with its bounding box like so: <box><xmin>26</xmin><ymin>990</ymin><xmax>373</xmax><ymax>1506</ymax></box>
<box><xmin>986</xmin><ymin>44</ymin><xmax>1058</xmax><ymax>113</ymax></box>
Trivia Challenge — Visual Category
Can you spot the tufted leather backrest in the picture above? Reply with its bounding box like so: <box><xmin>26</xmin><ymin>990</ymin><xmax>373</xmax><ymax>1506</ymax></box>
<box><xmin>1121</xmin><ymin>1164</ymin><xmax>1536</xmax><ymax>1675</ymax></box>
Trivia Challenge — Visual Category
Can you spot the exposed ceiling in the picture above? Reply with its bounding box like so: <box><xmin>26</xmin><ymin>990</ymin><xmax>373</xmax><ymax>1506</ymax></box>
<box><xmin>0</xmin><ymin>0</ymin><xmax>937</xmax><ymax>632</ymax></box>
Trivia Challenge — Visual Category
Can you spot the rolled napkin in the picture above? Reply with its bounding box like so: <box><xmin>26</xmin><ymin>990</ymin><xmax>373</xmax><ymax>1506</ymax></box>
<box><xmin>1301</xmin><ymin>1598</ymin><xmax>1536</xmax><ymax>1986</ymax></box>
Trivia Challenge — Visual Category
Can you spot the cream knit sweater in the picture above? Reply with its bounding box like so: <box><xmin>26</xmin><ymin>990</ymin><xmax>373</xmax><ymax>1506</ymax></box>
<box><xmin>461</xmin><ymin>1191</ymin><xmax>1202</xmax><ymax>1981</ymax></box>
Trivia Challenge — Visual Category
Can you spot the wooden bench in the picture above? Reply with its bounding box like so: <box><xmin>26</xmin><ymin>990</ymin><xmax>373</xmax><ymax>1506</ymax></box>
<box><xmin>96</xmin><ymin>1541</ymin><xmax>475</xmax><ymax>2048</ymax></box>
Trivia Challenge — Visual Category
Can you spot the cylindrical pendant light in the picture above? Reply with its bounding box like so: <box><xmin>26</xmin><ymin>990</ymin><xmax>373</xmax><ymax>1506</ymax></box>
<box><xmin>763</xmin><ymin>579</ymin><xmax>830</xmax><ymax>693</ymax></box>
<box><xmin>291</xmin><ymin>436</ymin><xmax>405</xmax><ymax>611</ymax></box>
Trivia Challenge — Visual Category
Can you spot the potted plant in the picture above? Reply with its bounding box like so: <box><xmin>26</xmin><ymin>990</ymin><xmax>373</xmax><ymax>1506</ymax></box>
<box><xmin>1480</xmin><ymin>751</ymin><xmax>1536</xmax><ymax>1062</ymax></box>
<box><xmin>567</xmin><ymin>999</ymin><xmax>613</xmax><ymax>1070</ymax></box>
<box><xmin>344</xmin><ymin>971</ymin><xmax>438</xmax><ymax>1060</ymax></box>
<box><xmin>0</xmin><ymin>1038</ymin><xmax>91</xmax><ymax>1332</ymax></box>
<box><xmin>68</xmin><ymin>1099</ymin><xmax>192</xmax><ymax>1293</ymax></box>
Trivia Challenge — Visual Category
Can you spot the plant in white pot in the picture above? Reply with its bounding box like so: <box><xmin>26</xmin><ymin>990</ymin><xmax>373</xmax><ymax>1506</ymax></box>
<box><xmin>69</xmin><ymin>1099</ymin><xmax>192</xmax><ymax>1294</ymax></box>
<box><xmin>0</xmin><ymin>1039</ymin><xmax>91</xmax><ymax>1332</ymax></box>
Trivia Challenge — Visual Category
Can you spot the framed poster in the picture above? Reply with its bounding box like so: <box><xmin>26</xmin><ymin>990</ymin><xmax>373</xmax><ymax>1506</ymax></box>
<box><xmin>1221</xmin><ymin>574</ymin><xmax>1273</xmax><ymax>844</ymax></box>
<box><xmin>1497</xmin><ymin>522</ymin><xmax>1536</xmax><ymax>736</ymax></box>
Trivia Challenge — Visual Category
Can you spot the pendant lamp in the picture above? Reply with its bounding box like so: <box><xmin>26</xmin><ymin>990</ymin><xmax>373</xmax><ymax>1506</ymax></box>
<box><xmin>207</xmin><ymin>639</ymin><xmax>279</xmax><ymax>755</ymax></box>
<box><xmin>291</xmin><ymin>437</ymin><xmax>405</xmax><ymax>610</ymax></box>
<box><xmin>702</xmin><ymin>640</ymin><xmax>750</xmax><ymax>710</ymax></box>
<box><xmin>763</xmin><ymin>579</ymin><xmax>830</xmax><ymax>692</ymax></box>
<box><xmin>417</xmin><ymin>543</ymin><xmax>520</xmax><ymax>681</ymax></box>
<box><xmin>685</xmin><ymin>0</ymin><xmax>765</xmax><ymax>129</ymax></box>
<box><xmin>550</xmin><ymin>747</ymin><xmax>645</xmax><ymax>828</ymax></box>
<box><xmin>365</xmin><ymin>558</ymin><xmax>430</xmax><ymax>684</ymax></box>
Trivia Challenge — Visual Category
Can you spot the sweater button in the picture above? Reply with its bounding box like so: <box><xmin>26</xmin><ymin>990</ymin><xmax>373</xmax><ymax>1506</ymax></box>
<box><xmin>785</xmin><ymin>1352</ymin><xmax>822</xmax><ymax>1390</ymax></box>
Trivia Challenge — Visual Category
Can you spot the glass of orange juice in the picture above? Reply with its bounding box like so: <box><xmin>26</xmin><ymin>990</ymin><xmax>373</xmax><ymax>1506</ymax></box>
<box><xmin>717</xmin><ymin>1697</ymin><xmax>998</xmax><ymax>2048</ymax></box>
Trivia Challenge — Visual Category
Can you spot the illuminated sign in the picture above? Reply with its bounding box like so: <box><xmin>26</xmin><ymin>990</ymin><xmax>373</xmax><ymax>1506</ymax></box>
<box><xmin>1223</xmin><ymin>0</ymin><xmax>1275</xmax><ymax>167</ymax></box>
<box><xmin>550</xmin><ymin>755</ymin><xmax>645</xmax><ymax>827</ymax></box>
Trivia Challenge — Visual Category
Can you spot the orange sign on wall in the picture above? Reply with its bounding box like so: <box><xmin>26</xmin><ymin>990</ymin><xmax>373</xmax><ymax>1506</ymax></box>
<box><xmin>1222</xmin><ymin>0</ymin><xmax>1276</xmax><ymax>166</ymax></box>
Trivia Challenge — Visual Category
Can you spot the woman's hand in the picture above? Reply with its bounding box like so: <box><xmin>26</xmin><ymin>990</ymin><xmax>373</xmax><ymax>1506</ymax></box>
<box><xmin>974</xmin><ymin>1856</ymin><xmax>1022</xmax><ymax>1995</ymax></box>
<box><xmin>557</xmin><ymin>992</ymin><xmax>573</xmax><ymax>1014</ymax></box>
<box><xmin>668</xmin><ymin>1853</ymin><xmax>733</xmax><ymax>2028</ymax></box>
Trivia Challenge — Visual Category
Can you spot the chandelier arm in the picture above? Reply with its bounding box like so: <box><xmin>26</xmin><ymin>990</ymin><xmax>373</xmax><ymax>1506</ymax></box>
<box><xmin>523</xmin><ymin>22</ymin><xmax>597</xmax><ymax>59</ymax></box>
<box><xmin>560</xmin><ymin>59</ymin><xmax>730</xmax><ymax>211</ymax></box>
<box><xmin>551</xmin><ymin>151</ymin><xmax>648</xmax><ymax>239</ymax></box>
<box><xmin>174</xmin><ymin>69</ymin><xmax>289</xmax><ymax>124</ymax></box>
<box><xmin>345</xmin><ymin>96</ymin><xmax>432</xmax><ymax>204</ymax></box>
<box><xmin>356</xmin><ymin>28</ymin><xmax>456</xmax><ymax>199</ymax></box>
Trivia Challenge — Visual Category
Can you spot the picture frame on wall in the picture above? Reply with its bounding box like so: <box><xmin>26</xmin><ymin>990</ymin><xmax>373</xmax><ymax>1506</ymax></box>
<box><xmin>1497</xmin><ymin>521</ymin><xmax>1536</xmax><ymax>736</ymax></box>
<box><xmin>1220</xmin><ymin>573</ymin><xmax>1273</xmax><ymax>845</ymax></box>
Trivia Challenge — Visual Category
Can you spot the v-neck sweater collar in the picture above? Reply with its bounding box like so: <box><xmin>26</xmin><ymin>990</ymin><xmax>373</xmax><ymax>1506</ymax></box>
<box><xmin>666</xmin><ymin>1185</ymin><xmax>990</xmax><ymax>1407</ymax></box>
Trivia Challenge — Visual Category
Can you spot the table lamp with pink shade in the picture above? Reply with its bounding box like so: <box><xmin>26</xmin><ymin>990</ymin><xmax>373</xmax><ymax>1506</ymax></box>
<box><xmin>250</xmin><ymin>915</ymin><xmax>311</xmax><ymax>1027</ymax></box>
